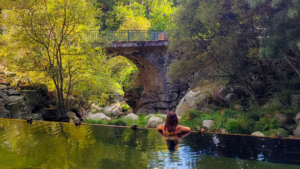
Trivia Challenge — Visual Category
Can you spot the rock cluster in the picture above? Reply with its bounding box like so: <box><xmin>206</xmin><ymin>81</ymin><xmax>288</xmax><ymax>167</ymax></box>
<box><xmin>0</xmin><ymin>88</ymin><xmax>49</xmax><ymax>119</ymax></box>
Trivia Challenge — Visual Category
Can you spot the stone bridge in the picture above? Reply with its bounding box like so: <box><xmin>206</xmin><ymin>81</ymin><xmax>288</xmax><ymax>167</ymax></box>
<box><xmin>106</xmin><ymin>40</ymin><xmax>190</xmax><ymax>114</ymax></box>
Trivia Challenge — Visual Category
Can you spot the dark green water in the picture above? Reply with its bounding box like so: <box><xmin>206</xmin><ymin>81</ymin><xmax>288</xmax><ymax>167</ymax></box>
<box><xmin>0</xmin><ymin>119</ymin><xmax>300</xmax><ymax>169</ymax></box>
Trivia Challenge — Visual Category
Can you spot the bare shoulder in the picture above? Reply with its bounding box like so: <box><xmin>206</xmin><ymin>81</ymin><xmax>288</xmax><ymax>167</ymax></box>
<box><xmin>157</xmin><ymin>124</ymin><xmax>165</xmax><ymax>130</ymax></box>
<box><xmin>177</xmin><ymin>125</ymin><xmax>191</xmax><ymax>132</ymax></box>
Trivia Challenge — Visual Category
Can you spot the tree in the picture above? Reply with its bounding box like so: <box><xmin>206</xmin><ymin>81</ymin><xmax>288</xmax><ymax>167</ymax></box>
<box><xmin>0</xmin><ymin>0</ymin><xmax>99</xmax><ymax>117</ymax></box>
<box><xmin>168</xmin><ymin>0</ymin><xmax>263</xmax><ymax>101</ymax></box>
<box><xmin>248</xmin><ymin>0</ymin><xmax>300</xmax><ymax>77</ymax></box>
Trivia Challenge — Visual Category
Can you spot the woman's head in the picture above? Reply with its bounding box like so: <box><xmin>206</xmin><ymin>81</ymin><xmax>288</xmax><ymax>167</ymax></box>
<box><xmin>165</xmin><ymin>111</ymin><xmax>179</xmax><ymax>132</ymax></box>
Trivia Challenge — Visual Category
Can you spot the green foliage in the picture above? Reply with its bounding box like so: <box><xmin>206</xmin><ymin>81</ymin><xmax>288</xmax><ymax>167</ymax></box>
<box><xmin>263</xmin><ymin>128</ymin><xmax>289</xmax><ymax>137</ymax></box>
<box><xmin>168</xmin><ymin>0</ymin><xmax>260</xmax><ymax>100</ymax></box>
<box><xmin>85</xmin><ymin>119</ymin><xmax>107</xmax><ymax>125</ymax></box>
<box><xmin>225</xmin><ymin>114</ymin><xmax>253</xmax><ymax>134</ymax></box>
<box><xmin>254</xmin><ymin>117</ymin><xmax>282</xmax><ymax>132</ymax></box>
<box><xmin>121</xmin><ymin>104</ymin><xmax>131</xmax><ymax>112</ymax></box>
<box><xmin>180</xmin><ymin>109</ymin><xmax>213</xmax><ymax>131</ymax></box>
<box><xmin>181</xmin><ymin>109</ymin><xmax>201</xmax><ymax>120</ymax></box>
<box><xmin>107</xmin><ymin>119</ymin><xmax>127</xmax><ymax>126</ymax></box>
<box><xmin>20</xmin><ymin>83</ymin><xmax>48</xmax><ymax>91</ymax></box>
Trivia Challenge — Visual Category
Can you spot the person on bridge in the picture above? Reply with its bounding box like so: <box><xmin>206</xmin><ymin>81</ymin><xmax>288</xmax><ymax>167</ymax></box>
<box><xmin>157</xmin><ymin>111</ymin><xmax>191</xmax><ymax>136</ymax></box>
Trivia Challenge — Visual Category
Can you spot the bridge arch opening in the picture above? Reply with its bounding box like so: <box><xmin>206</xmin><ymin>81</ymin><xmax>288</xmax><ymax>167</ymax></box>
<box><xmin>116</xmin><ymin>54</ymin><xmax>164</xmax><ymax>113</ymax></box>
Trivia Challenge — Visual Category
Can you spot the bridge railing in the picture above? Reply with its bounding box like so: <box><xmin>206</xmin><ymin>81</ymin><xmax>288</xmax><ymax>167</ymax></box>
<box><xmin>83</xmin><ymin>30</ymin><xmax>168</xmax><ymax>42</ymax></box>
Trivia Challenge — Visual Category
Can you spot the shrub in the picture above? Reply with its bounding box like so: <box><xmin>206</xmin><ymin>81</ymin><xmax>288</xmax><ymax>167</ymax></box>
<box><xmin>121</xmin><ymin>104</ymin><xmax>131</xmax><ymax>112</ymax></box>
<box><xmin>181</xmin><ymin>109</ymin><xmax>202</xmax><ymax>121</ymax></box>
<box><xmin>180</xmin><ymin>110</ymin><xmax>213</xmax><ymax>131</ymax></box>
<box><xmin>225</xmin><ymin>114</ymin><xmax>252</xmax><ymax>134</ymax></box>
<box><xmin>263</xmin><ymin>128</ymin><xmax>288</xmax><ymax>137</ymax></box>
<box><xmin>107</xmin><ymin>119</ymin><xmax>127</xmax><ymax>126</ymax></box>
<box><xmin>85</xmin><ymin>119</ymin><xmax>106</xmax><ymax>125</ymax></box>
<box><xmin>254</xmin><ymin>117</ymin><xmax>282</xmax><ymax>132</ymax></box>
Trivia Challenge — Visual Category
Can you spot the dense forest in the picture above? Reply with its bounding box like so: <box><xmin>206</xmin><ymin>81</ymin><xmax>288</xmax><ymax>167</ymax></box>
<box><xmin>1</xmin><ymin>0</ymin><xmax>300</xmax><ymax>136</ymax></box>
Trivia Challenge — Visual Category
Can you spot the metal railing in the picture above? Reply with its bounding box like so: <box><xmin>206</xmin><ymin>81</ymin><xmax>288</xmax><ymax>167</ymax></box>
<box><xmin>83</xmin><ymin>30</ymin><xmax>168</xmax><ymax>42</ymax></box>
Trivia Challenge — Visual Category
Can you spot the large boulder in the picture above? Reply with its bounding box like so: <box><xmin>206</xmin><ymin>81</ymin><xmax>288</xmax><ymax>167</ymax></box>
<box><xmin>293</xmin><ymin>125</ymin><xmax>300</xmax><ymax>137</ymax></box>
<box><xmin>123</xmin><ymin>113</ymin><xmax>139</xmax><ymax>121</ymax></box>
<box><xmin>86</xmin><ymin>113</ymin><xmax>111</xmax><ymax>121</ymax></box>
<box><xmin>146</xmin><ymin>116</ymin><xmax>164</xmax><ymax>128</ymax></box>
<box><xmin>0</xmin><ymin>102</ymin><xmax>9</xmax><ymax>118</ymax></box>
<box><xmin>202</xmin><ymin>120</ymin><xmax>214</xmax><ymax>129</ymax></box>
<box><xmin>103</xmin><ymin>104</ymin><xmax>123</xmax><ymax>117</ymax></box>
<box><xmin>175</xmin><ymin>88</ymin><xmax>208</xmax><ymax>117</ymax></box>
<box><xmin>296</xmin><ymin>112</ymin><xmax>300</xmax><ymax>123</ymax></box>
<box><xmin>7</xmin><ymin>89</ymin><xmax>21</xmax><ymax>96</ymax></box>
<box><xmin>224</xmin><ymin>93</ymin><xmax>238</xmax><ymax>104</ymax></box>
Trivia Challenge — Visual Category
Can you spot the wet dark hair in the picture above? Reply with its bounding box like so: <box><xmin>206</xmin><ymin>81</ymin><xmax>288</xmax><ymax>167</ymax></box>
<box><xmin>164</xmin><ymin>111</ymin><xmax>179</xmax><ymax>132</ymax></box>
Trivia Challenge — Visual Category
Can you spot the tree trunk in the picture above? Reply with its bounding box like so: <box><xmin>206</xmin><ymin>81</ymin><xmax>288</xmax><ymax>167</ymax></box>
<box><xmin>283</xmin><ymin>54</ymin><xmax>300</xmax><ymax>77</ymax></box>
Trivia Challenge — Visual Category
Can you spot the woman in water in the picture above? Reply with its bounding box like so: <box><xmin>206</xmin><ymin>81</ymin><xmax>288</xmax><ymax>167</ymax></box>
<box><xmin>157</xmin><ymin>111</ymin><xmax>191</xmax><ymax>135</ymax></box>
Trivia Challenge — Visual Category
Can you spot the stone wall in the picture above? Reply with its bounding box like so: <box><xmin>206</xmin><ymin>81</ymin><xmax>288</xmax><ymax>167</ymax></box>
<box><xmin>107</xmin><ymin>44</ymin><xmax>191</xmax><ymax>114</ymax></box>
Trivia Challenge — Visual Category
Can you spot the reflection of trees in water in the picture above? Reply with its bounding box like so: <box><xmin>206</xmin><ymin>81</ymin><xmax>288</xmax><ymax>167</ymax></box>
<box><xmin>0</xmin><ymin>120</ymin><xmax>295</xmax><ymax>169</ymax></box>
<box><xmin>0</xmin><ymin>120</ymin><xmax>167</xmax><ymax>168</ymax></box>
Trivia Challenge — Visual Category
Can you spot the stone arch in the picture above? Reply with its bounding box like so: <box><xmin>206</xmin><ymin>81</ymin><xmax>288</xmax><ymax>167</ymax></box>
<box><xmin>106</xmin><ymin>43</ymin><xmax>190</xmax><ymax>114</ymax></box>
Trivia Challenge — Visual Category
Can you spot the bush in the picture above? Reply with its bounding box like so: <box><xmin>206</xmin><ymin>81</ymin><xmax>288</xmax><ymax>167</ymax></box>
<box><xmin>107</xmin><ymin>119</ymin><xmax>127</xmax><ymax>126</ymax></box>
<box><xmin>254</xmin><ymin>117</ymin><xmax>282</xmax><ymax>132</ymax></box>
<box><xmin>225</xmin><ymin>114</ymin><xmax>252</xmax><ymax>134</ymax></box>
<box><xmin>263</xmin><ymin>128</ymin><xmax>288</xmax><ymax>137</ymax></box>
<box><xmin>85</xmin><ymin>119</ymin><xmax>106</xmax><ymax>125</ymax></box>
<box><xmin>121</xmin><ymin>104</ymin><xmax>131</xmax><ymax>112</ymax></box>
<box><xmin>181</xmin><ymin>109</ymin><xmax>202</xmax><ymax>121</ymax></box>
<box><xmin>180</xmin><ymin>110</ymin><xmax>213</xmax><ymax>131</ymax></box>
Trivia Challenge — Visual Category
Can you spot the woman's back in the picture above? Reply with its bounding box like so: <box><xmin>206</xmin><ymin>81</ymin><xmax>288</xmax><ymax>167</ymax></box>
<box><xmin>157</xmin><ymin>124</ymin><xmax>191</xmax><ymax>135</ymax></box>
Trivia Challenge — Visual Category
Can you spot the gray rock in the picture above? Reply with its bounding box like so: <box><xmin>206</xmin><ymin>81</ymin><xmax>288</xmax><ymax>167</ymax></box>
<box><xmin>136</xmin><ymin>106</ymin><xmax>156</xmax><ymax>114</ymax></box>
<box><xmin>224</xmin><ymin>93</ymin><xmax>238</xmax><ymax>104</ymax></box>
<box><xmin>169</xmin><ymin>101</ymin><xmax>178</xmax><ymax>109</ymax></box>
<box><xmin>146</xmin><ymin>116</ymin><xmax>165</xmax><ymax>128</ymax></box>
<box><xmin>123</xmin><ymin>113</ymin><xmax>139</xmax><ymax>121</ymax></box>
<box><xmin>155</xmin><ymin>102</ymin><xmax>171</xmax><ymax>109</ymax></box>
<box><xmin>145</xmin><ymin>114</ymin><xmax>167</xmax><ymax>119</ymax></box>
<box><xmin>158</xmin><ymin>93</ymin><xmax>178</xmax><ymax>102</ymax></box>
<box><xmin>31</xmin><ymin>113</ymin><xmax>43</xmax><ymax>120</ymax></box>
<box><xmin>68</xmin><ymin>111</ymin><xmax>77</xmax><ymax>118</ymax></box>
<box><xmin>103</xmin><ymin>104</ymin><xmax>123</xmax><ymax>117</ymax></box>
<box><xmin>175</xmin><ymin>89</ymin><xmax>208</xmax><ymax>117</ymax></box>
<box><xmin>87</xmin><ymin>113</ymin><xmax>111</xmax><ymax>121</ymax></box>
<box><xmin>275</xmin><ymin>113</ymin><xmax>288</xmax><ymax>124</ymax></box>
<box><xmin>294</xmin><ymin>125</ymin><xmax>300</xmax><ymax>137</ymax></box>
<box><xmin>7</xmin><ymin>89</ymin><xmax>21</xmax><ymax>96</ymax></box>
<box><xmin>296</xmin><ymin>112</ymin><xmax>300</xmax><ymax>123</ymax></box>
<box><xmin>0</xmin><ymin>105</ymin><xmax>10</xmax><ymax>118</ymax></box>
<box><xmin>251</xmin><ymin>131</ymin><xmax>264</xmax><ymax>136</ymax></box>
<box><xmin>91</xmin><ymin>104</ymin><xmax>103</xmax><ymax>111</ymax></box>
<box><xmin>139</xmin><ymin>92</ymin><xmax>160</xmax><ymax>106</ymax></box>
<box><xmin>202</xmin><ymin>120</ymin><xmax>214</xmax><ymax>129</ymax></box>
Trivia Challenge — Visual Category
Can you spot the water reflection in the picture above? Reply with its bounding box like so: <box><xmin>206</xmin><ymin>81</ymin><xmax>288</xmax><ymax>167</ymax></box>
<box><xmin>158</xmin><ymin>131</ymin><xmax>191</xmax><ymax>152</ymax></box>
<box><xmin>0</xmin><ymin>119</ymin><xmax>300</xmax><ymax>169</ymax></box>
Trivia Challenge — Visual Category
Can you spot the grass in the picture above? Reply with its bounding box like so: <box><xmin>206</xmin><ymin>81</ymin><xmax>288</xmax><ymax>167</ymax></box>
<box><xmin>85</xmin><ymin>119</ymin><xmax>106</xmax><ymax>124</ymax></box>
<box><xmin>84</xmin><ymin>114</ymin><xmax>156</xmax><ymax>127</ymax></box>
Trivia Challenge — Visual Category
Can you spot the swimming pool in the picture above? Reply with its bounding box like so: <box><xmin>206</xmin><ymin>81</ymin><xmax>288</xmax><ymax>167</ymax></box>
<box><xmin>0</xmin><ymin>118</ymin><xmax>299</xmax><ymax>168</ymax></box>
